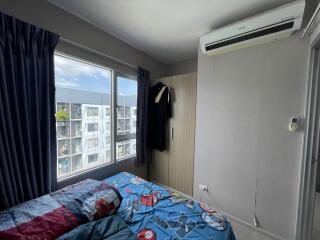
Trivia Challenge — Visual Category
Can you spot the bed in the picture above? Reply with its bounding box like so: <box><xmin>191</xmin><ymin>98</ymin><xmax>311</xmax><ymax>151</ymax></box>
<box><xmin>103</xmin><ymin>172</ymin><xmax>236</xmax><ymax>240</ymax></box>
<box><xmin>0</xmin><ymin>172</ymin><xmax>236</xmax><ymax>240</ymax></box>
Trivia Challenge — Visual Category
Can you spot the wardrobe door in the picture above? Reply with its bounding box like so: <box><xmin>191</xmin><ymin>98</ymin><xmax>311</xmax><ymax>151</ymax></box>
<box><xmin>150</xmin><ymin>77</ymin><xmax>172</xmax><ymax>186</ymax></box>
<box><xmin>169</xmin><ymin>73</ymin><xmax>196</xmax><ymax>196</ymax></box>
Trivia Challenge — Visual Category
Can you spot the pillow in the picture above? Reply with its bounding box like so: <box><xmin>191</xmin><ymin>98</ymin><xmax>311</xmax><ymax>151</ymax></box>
<box><xmin>81</xmin><ymin>183</ymin><xmax>122</xmax><ymax>221</ymax></box>
<box><xmin>0</xmin><ymin>180</ymin><xmax>122</xmax><ymax>240</ymax></box>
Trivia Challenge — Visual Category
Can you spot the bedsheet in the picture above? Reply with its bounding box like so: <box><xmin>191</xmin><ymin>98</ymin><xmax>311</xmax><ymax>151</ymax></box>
<box><xmin>104</xmin><ymin>172</ymin><xmax>236</xmax><ymax>240</ymax></box>
<box><xmin>0</xmin><ymin>179</ymin><xmax>121</xmax><ymax>239</ymax></box>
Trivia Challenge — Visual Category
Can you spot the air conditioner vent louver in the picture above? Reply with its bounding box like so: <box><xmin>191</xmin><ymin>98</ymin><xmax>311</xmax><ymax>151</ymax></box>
<box><xmin>205</xmin><ymin>21</ymin><xmax>294</xmax><ymax>52</ymax></box>
<box><xmin>200</xmin><ymin>1</ymin><xmax>304</xmax><ymax>56</ymax></box>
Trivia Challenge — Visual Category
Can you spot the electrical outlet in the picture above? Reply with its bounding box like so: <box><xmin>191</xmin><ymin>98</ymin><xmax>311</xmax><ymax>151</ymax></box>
<box><xmin>199</xmin><ymin>184</ymin><xmax>208</xmax><ymax>192</ymax></box>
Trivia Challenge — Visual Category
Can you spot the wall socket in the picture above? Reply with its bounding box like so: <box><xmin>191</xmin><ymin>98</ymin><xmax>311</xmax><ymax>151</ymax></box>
<box><xmin>199</xmin><ymin>184</ymin><xmax>208</xmax><ymax>192</ymax></box>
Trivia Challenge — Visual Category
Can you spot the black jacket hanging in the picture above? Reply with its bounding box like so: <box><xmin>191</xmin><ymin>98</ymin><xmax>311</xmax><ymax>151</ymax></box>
<box><xmin>147</xmin><ymin>82</ymin><xmax>171</xmax><ymax>151</ymax></box>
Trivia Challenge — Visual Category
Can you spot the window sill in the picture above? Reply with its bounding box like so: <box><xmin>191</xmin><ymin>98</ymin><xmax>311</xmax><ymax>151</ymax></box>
<box><xmin>57</xmin><ymin>156</ymin><xmax>135</xmax><ymax>184</ymax></box>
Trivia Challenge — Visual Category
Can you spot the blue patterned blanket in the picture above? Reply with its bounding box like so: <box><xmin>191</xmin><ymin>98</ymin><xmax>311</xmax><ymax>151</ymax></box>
<box><xmin>104</xmin><ymin>172</ymin><xmax>236</xmax><ymax>240</ymax></box>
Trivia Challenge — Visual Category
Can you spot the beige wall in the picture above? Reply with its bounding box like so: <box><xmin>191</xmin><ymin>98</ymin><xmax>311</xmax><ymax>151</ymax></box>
<box><xmin>194</xmin><ymin>34</ymin><xmax>309</xmax><ymax>239</ymax></box>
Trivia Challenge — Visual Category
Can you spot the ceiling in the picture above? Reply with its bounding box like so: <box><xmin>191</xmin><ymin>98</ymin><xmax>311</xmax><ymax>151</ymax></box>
<box><xmin>48</xmin><ymin>0</ymin><xmax>296</xmax><ymax>64</ymax></box>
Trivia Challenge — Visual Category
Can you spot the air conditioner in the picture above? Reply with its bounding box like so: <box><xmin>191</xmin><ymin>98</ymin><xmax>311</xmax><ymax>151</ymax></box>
<box><xmin>200</xmin><ymin>1</ymin><xmax>305</xmax><ymax>56</ymax></box>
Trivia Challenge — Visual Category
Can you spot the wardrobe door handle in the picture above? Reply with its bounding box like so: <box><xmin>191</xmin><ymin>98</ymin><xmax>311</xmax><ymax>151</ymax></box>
<box><xmin>171</xmin><ymin>127</ymin><xmax>174</xmax><ymax>140</ymax></box>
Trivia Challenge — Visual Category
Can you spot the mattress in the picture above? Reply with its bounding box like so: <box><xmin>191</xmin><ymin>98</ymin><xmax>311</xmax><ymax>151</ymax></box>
<box><xmin>104</xmin><ymin>172</ymin><xmax>236</xmax><ymax>240</ymax></box>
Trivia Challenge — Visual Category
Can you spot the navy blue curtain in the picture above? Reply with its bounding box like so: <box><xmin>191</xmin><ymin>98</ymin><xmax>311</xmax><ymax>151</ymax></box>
<box><xmin>136</xmin><ymin>67</ymin><xmax>151</xmax><ymax>166</ymax></box>
<box><xmin>0</xmin><ymin>12</ymin><xmax>59</xmax><ymax>210</ymax></box>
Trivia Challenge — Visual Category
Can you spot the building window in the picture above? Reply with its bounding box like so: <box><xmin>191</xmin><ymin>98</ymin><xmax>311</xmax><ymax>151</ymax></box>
<box><xmin>58</xmin><ymin>140</ymin><xmax>70</xmax><ymax>157</ymax></box>
<box><xmin>88</xmin><ymin>138</ymin><xmax>98</xmax><ymax>148</ymax></box>
<box><xmin>55</xmin><ymin>54</ymin><xmax>136</xmax><ymax>179</ymax></box>
<box><xmin>72</xmin><ymin>154</ymin><xmax>82</xmax><ymax>171</ymax></box>
<box><xmin>106</xmin><ymin>108</ymin><xmax>111</xmax><ymax>116</ymax></box>
<box><xmin>71</xmin><ymin>104</ymin><xmax>81</xmax><ymax>119</ymax></box>
<box><xmin>57</xmin><ymin>121</ymin><xmax>70</xmax><ymax>139</ymax></box>
<box><xmin>87</xmin><ymin>123</ymin><xmax>98</xmax><ymax>132</ymax></box>
<box><xmin>58</xmin><ymin>157</ymin><xmax>71</xmax><ymax>176</ymax></box>
<box><xmin>71</xmin><ymin>121</ymin><xmax>82</xmax><ymax>137</ymax></box>
<box><xmin>87</xmin><ymin>107</ymin><xmax>98</xmax><ymax>117</ymax></box>
<box><xmin>88</xmin><ymin>154</ymin><xmax>98</xmax><ymax>164</ymax></box>
<box><xmin>71</xmin><ymin>138</ymin><xmax>82</xmax><ymax>154</ymax></box>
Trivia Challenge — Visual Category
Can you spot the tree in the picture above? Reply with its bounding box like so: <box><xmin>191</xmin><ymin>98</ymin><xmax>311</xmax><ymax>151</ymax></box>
<box><xmin>55</xmin><ymin>110</ymin><xmax>69</xmax><ymax>121</ymax></box>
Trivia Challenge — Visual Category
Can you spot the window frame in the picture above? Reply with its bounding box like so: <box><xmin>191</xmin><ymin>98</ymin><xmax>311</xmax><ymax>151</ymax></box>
<box><xmin>113</xmin><ymin>72</ymin><xmax>137</xmax><ymax>162</ymax></box>
<box><xmin>54</xmin><ymin>52</ymin><xmax>137</xmax><ymax>181</ymax></box>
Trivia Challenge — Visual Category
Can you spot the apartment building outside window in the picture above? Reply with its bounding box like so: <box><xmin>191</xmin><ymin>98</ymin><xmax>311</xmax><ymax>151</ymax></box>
<box><xmin>55</xmin><ymin>54</ymin><xmax>137</xmax><ymax>179</ymax></box>
<box><xmin>88</xmin><ymin>154</ymin><xmax>98</xmax><ymax>164</ymax></box>
<box><xmin>87</xmin><ymin>107</ymin><xmax>98</xmax><ymax>117</ymax></box>
<box><xmin>87</xmin><ymin>123</ymin><xmax>98</xmax><ymax>132</ymax></box>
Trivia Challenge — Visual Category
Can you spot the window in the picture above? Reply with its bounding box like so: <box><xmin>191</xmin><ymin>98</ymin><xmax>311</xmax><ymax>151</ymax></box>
<box><xmin>87</xmin><ymin>123</ymin><xmax>98</xmax><ymax>132</ymax></box>
<box><xmin>71</xmin><ymin>138</ymin><xmax>82</xmax><ymax>154</ymax></box>
<box><xmin>71</xmin><ymin>121</ymin><xmax>82</xmax><ymax>137</ymax></box>
<box><xmin>55</xmin><ymin>54</ymin><xmax>136</xmax><ymax>179</ymax></box>
<box><xmin>116</xmin><ymin>139</ymin><xmax>136</xmax><ymax>160</ymax></box>
<box><xmin>88</xmin><ymin>154</ymin><xmax>98</xmax><ymax>164</ymax></box>
<box><xmin>58</xmin><ymin>157</ymin><xmax>71</xmax><ymax>176</ymax></box>
<box><xmin>88</xmin><ymin>138</ymin><xmax>98</xmax><ymax>148</ymax></box>
<box><xmin>58</xmin><ymin>140</ymin><xmax>70</xmax><ymax>157</ymax></box>
<box><xmin>87</xmin><ymin>107</ymin><xmax>98</xmax><ymax>117</ymax></box>
<box><xmin>72</xmin><ymin>154</ymin><xmax>82</xmax><ymax>171</ymax></box>
<box><xmin>71</xmin><ymin>104</ymin><xmax>81</xmax><ymax>119</ymax></box>
<box><xmin>57</xmin><ymin>121</ymin><xmax>70</xmax><ymax>139</ymax></box>
<box><xmin>116</xmin><ymin>75</ymin><xmax>137</xmax><ymax>161</ymax></box>
<box><xmin>105</xmin><ymin>107</ymin><xmax>111</xmax><ymax>117</ymax></box>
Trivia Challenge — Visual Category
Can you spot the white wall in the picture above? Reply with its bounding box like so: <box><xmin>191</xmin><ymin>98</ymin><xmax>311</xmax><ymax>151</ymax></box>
<box><xmin>166</xmin><ymin>57</ymin><xmax>198</xmax><ymax>76</ymax></box>
<box><xmin>313</xmin><ymin>193</ymin><xmax>320</xmax><ymax>239</ymax></box>
<box><xmin>194</xmin><ymin>34</ymin><xmax>309</xmax><ymax>239</ymax></box>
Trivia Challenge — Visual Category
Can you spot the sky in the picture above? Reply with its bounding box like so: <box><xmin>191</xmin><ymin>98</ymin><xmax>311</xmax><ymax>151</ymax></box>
<box><xmin>54</xmin><ymin>55</ymin><xmax>137</xmax><ymax>96</ymax></box>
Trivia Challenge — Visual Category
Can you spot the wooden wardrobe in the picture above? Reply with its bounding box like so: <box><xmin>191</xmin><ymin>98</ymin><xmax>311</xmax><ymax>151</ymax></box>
<box><xmin>150</xmin><ymin>72</ymin><xmax>197</xmax><ymax>196</ymax></box>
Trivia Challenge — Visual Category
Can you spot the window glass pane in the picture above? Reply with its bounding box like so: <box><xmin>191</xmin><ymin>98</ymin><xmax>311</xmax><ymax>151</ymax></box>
<box><xmin>71</xmin><ymin>121</ymin><xmax>82</xmax><ymax>137</ymax></box>
<box><xmin>116</xmin><ymin>139</ymin><xmax>136</xmax><ymax>161</ymax></box>
<box><xmin>71</xmin><ymin>104</ymin><xmax>81</xmax><ymax>119</ymax></box>
<box><xmin>87</xmin><ymin>107</ymin><xmax>98</xmax><ymax>117</ymax></box>
<box><xmin>58</xmin><ymin>157</ymin><xmax>70</xmax><ymax>176</ymax></box>
<box><xmin>72</xmin><ymin>154</ymin><xmax>82</xmax><ymax>171</ymax></box>
<box><xmin>116</xmin><ymin>76</ymin><xmax>137</xmax><ymax>161</ymax></box>
<box><xmin>88</xmin><ymin>138</ymin><xmax>98</xmax><ymax>148</ymax></box>
<box><xmin>55</xmin><ymin>54</ymin><xmax>112</xmax><ymax>179</ymax></box>
<box><xmin>87</xmin><ymin>123</ymin><xmax>98</xmax><ymax>132</ymax></box>
<box><xmin>57</xmin><ymin>121</ymin><xmax>70</xmax><ymax>139</ymax></box>
<box><xmin>56</xmin><ymin>103</ymin><xmax>70</xmax><ymax>121</ymax></box>
<box><xmin>71</xmin><ymin>138</ymin><xmax>82</xmax><ymax>154</ymax></box>
<box><xmin>88</xmin><ymin>154</ymin><xmax>98</xmax><ymax>164</ymax></box>
<box><xmin>117</xmin><ymin>76</ymin><xmax>137</xmax><ymax>135</ymax></box>
<box><xmin>58</xmin><ymin>140</ymin><xmax>70</xmax><ymax>157</ymax></box>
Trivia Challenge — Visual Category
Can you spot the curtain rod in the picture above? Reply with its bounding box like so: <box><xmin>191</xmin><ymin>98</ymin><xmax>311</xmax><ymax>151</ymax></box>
<box><xmin>60</xmin><ymin>37</ymin><xmax>138</xmax><ymax>70</ymax></box>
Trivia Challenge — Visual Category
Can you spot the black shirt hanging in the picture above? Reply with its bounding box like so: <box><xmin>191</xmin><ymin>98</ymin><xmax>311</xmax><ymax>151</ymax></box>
<box><xmin>147</xmin><ymin>82</ymin><xmax>172</xmax><ymax>151</ymax></box>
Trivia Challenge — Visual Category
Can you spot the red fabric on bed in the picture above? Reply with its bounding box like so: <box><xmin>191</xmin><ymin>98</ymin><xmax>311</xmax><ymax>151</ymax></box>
<box><xmin>0</xmin><ymin>206</ymin><xmax>78</xmax><ymax>240</ymax></box>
